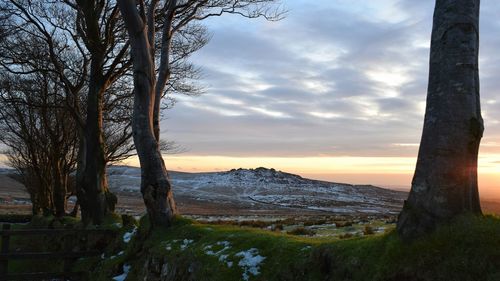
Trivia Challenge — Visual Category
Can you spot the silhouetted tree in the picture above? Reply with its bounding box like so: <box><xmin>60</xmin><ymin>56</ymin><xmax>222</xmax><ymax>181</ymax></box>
<box><xmin>0</xmin><ymin>71</ymin><xmax>78</xmax><ymax>216</ymax></box>
<box><xmin>0</xmin><ymin>0</ymin><xmax>203</xmax><ymax>224</ymax></box>
<box><xmin>397</xmin><ymin>0</ymin><xmax>483</xmax><ymax>240</ymax></box>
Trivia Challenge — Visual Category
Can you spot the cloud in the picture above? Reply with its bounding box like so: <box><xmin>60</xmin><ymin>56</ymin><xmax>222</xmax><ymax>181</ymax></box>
<box><xmin>161</xmin><ymin>0</ymin><xmax>500</xmax><ymax>158</ymax></box>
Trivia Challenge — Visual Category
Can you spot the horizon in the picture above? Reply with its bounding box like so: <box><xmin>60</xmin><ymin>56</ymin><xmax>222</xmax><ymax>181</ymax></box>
<box><xmin>2</xmin><ymin>2</ymin><xmax>499</xmax><ymax>278</ymax></box>
<box><xmin>2</xmin><ymin>1</ymin><xmax>500</xmax><ymax>202</ymax></box>
<box><xmin>144</xmin><ymin>0</ymin><xmax>500</xmax><ymax>200</ymax></box>
<box><xmin>118</xmin><ymin>153</ymin><xmax>500</xmax><ymax>201</ymax></box>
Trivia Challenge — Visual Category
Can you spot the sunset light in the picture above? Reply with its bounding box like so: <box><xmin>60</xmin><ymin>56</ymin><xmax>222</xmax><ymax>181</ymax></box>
<box><xmin>119</xmin><ymin>153</ymin><xmax>500</xmax><ymax>199</ymax></box>
<box><xmin>2</xmin><ymin>0</ymin><xmax>500</xmax><ymax>278</ymax></box>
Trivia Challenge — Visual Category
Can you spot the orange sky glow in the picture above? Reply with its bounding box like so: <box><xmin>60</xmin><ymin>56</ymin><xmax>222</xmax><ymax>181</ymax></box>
<box><xmin>121</xmin><ymin>151</ymin><xmax>500</xmax><ymax>201</ymax></box>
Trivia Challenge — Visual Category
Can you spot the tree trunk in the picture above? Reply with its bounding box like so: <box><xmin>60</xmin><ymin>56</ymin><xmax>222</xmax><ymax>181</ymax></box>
<box><xmin>34</xmin><ymin>169</ymin><xmax>53</xmax><ymax>216</ymax></box>
<box><xmin>397</xmin><ymin>0</ymin><xmax>483</xmax><ymax>240</ymax></box>
<box><xmin>79</xmin><ymin>64</ymin><xmax>114</xmax><ymax>225</ymax></box>
<box><xmin>75</xmin><ymin>128</ymin><xmax>86</xmax><ymax>216</ymax></box>
<box><xmin>52</xmin><ymin>158</ymin><xmax>67</xmax><ymax>217</ymax></box>
<box><xmin>153</xmin><ymin>0</ymin><xmax>176</xmax><ymax>141</ymax></box>
<box><xmin>118</xmin><ymin>0</ymin><xmax>177</xmax><ymax>227</ymax></box>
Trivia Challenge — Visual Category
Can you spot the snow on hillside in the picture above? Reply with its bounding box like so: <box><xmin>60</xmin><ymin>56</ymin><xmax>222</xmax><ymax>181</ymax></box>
<box><xmin>107</xmin><ymin>166</ymin><xmax>405</xmax><ymax>215</ymax></box>
<box><xmin>0</xmin><ymin>168</ymin><xmax>15</xmax><ymax>175</ymax></box>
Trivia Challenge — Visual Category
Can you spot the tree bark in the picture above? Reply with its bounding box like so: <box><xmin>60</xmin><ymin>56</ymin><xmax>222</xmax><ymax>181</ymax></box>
<box><xmin>397</xmin><ymin>0</ymin><xmax>483</xmax><ymax>240</ymax></box>
<box><xmin>52</xmin><ymin>158</ymin><xmax>67</xmax><ymax>217</ymax></box>
<box><xmin>153</xmin><ymin>0</ymin><xmax>176</xmax><ymax>141</ymax></box>
<box><xmin>73</xmin><ymin>1</ymin><xmax>119</xmax><ymax>225</ymax></box>
<box><xmin>118</xmin><ymin>0</ymin><xmax>177</xmax><ymax>227</ymax></box>
<box><xmin>75</xmin><ymin>128</ymin><xmax>86</xmax><ymax>217</ymax></box>
<box><xmin>80</xmin><ymin>69</ymin><xmax>113</xmax><ymax>225</ymax></box>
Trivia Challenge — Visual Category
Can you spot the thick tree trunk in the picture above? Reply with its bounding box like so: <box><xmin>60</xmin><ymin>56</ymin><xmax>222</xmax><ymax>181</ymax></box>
<box><xmin>72</xmin><ymin>0</ymin><xmax>118</xmax><ymax>225</ymax></box>
<box><xmin>52</xmin><ymin>158</ymin><xmax>67</xmax><ymax>217</ymax></box>
<box><xmin>75</xmin><ymin>128</ymin><xmax>86</xmax><ymax>215</ymax></box>
<box><xmin>118</xmin><ymin>0</ymin><xmax>177</xmax><ymax>227</ymax></box>
<box><xmin>397</xmin><ymin>0</ymin><xmax>483</xmax><ymax>240</ymax></box>
<box><xmin>34</xmin><ymin>170</ymin><xmax>53</xmax><ymax>215</ymax></box>
<box><xmin>79</xmin><ymin>65</ymin><xmax>114</xmax><ymax>225</ymax></box>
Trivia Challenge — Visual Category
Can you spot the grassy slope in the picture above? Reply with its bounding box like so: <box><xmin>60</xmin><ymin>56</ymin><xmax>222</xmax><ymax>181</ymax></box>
<box><xmin>89</xmin><ymin>214</ymin><xmax>500</xmax><ymax>281</ymax></box>
<box><xmin>4</xmin><ymin>214</ymin><xmax>500</xmax><ymax>280</ymax></box>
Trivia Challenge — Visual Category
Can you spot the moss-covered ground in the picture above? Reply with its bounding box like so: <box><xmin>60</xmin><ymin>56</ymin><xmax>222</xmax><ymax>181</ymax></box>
<box><xmin>92</xmin><ymin>214</ymin><xmax>500</xmax><ymax>281</ymax></box>
<box><xmin>3</xmin><ymin>214</ymin><xmax>500</xmax><ymax>280</ymax></box>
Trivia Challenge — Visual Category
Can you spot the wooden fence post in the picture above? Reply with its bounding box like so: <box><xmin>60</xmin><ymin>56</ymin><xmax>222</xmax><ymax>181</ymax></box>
<box><xmin>0</xmin><ymin>224</ymin><xmax>11</xmax><ymax>278</ymax></box>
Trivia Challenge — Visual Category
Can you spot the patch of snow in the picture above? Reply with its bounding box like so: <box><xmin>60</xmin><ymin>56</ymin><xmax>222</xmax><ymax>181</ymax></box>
<box><xmin>180</xmin><ymin>239</ymin><xmax>194</xmax><ymax>250</ymax></box>
<box><xmin>205</xmin><ymin>241</ymin><xmax>231</xmax><ymax>256</ymax></box>
<box><xmin>110</xmin><ymin>251</ymin><xmax>125</xmax><ymax>259</ymax></box>
<box><xmin>112</xmin><ymin>264</ymin><xmax>131</xmax><ymax>281</ymax></box>
<box><xmin>204</xmin><ymin>241</ymin><xmax>234</xmax><ymax>267</ymax></box>
<box><xmin>123</xmin><ymin>227</ymin><xmax>137</xmax><ymax>243</ymax></box>
<box><xmin>235</xmin><ymin>248</ymin><xmax>266</xmax><ymax>281</ymax></box>
<box><xmin>0</xmin><ymin>168</ymin><xmax>14</xmax><ymax>174</ymax></box>
<box><xmin>219</xmin><ymin>254</ymin><xmax>228</xmax><ymax>262</ymax></box>
<box><xmin>217</xmin><ymin>241</ymin><xmax>230</xmax><ymax>248</ymax></box>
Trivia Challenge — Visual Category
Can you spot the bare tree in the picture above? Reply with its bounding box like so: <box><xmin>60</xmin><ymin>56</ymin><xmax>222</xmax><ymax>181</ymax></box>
<box><xmin>0</xmin><ymin>71</ymin><xmax>78</xmax><ymax>216</ymax></box>
<box><xmin>118</xmin><ymin>0</ymin><xmax>284</xmax><ymax>227</ymax></box>
<box><xmin>1</xmin><ymin>0</ymin><xmax>215</xmax><ymax>224</ymax></box>
<box><xmin>0</xmin><ymin>1</ymin><xmax>133</xmax><ymax>222</ymax></box>
<box><xmin>397</xmin><ymin>0</ymin><xmax>483</xmax><ymax>240</ymax></box>
<box><xmin>2</xmin><ymin>0</ymin><xmax>261</xmax><ymax>224</ymax></box>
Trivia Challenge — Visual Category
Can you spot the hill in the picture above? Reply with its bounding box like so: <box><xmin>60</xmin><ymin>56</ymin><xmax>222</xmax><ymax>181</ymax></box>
<box><xmin>3</xmin><ymin>166</ymin><xmax>500</xmax><ymax>217</ymax></box>
<box><xmin>107</xmin><ymin>166</ymin><xmax>406</xmax><ymax>217</ymax></box>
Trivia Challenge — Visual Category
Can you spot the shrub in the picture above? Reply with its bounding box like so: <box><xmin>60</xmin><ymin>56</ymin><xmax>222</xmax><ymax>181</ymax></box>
<box><xmin>287</xmin><ymin>227</ymin><xmax>316</xmax><ymax>236</ymax></box>
<box><xmin>363</xmin><ymin>225</ymin><xmax>375</xmax><ymax>235</ymax></box>
<box><xmin>239</xmin><ymin>220</ymin><xmax>269</xmax><ymax>228</ymax></box>
<box><xmin>338</xmin><ymin>232</ymin><xmax>354</xmax><ymax>239</ymax></box>
<box><xmin>273</xmin><ymin>224</ymin><xmax>284</xmax><ymax>231</ymax></box>
<box><xmin>334</xmin><ymin>221</ymin><xmax>353</xmax><ymax>228</ymax></box>
<box><xmin>304</xmin><ymin>219</ymin><xmax>327</xmax><ymax>226</ymax></box>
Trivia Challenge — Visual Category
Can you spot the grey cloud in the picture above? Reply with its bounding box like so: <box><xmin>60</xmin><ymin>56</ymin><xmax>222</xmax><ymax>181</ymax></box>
<box><xmin>162</xmin><ymin>0</ymin><xmax>500</xmax><ymax>158</ymax></box>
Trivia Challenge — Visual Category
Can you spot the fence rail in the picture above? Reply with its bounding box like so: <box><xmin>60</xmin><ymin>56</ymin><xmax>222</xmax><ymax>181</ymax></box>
<box><xmin>0</xmin><ymin>223</ymin><xmax>117</xmax><ymax>281</ymax></box>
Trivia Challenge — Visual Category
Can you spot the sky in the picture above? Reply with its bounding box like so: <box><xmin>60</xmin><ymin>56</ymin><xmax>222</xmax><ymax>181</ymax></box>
<box><xmin>136</xmin><ymin>0</ymin><xmax>500</xmax><ymax>198</ymax></box>
<box><xmin>0</xmin><ymin>0</ymin><xmax>480</xmax><ymax>198</ymax></box>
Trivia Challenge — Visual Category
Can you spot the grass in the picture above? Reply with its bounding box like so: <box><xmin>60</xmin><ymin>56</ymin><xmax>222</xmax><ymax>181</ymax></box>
<box><xmin>5</xmin><ymin>213</ymin><xmax>500</xmax><ymax>280</ymax></box>
<box><xmin>83</xmin><ymin>214</ymin><xmax>500</xmax><ymax>281</ymax></box>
